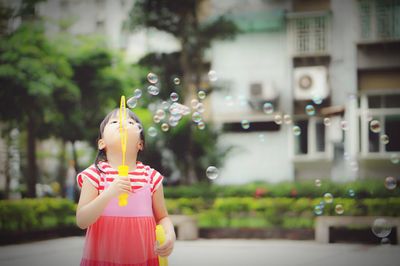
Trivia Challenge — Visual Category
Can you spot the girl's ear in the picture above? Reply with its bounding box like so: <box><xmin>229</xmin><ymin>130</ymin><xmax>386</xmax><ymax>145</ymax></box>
<box><xmin>98</xmin><ymin>139</ymin><xmax>106</xmax><ymax>150</ymax></box>
<box><xmin>137</xmin><ymin>140</ymin><xmax>144</xmax><ymax>151</ymax></box>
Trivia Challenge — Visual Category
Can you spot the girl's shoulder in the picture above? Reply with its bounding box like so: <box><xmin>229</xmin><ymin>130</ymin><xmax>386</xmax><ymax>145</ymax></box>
<box><xmin>138</xmin><ymin>162</ymin><xmax>164</xmax><ymax>194</ymax></box>
<box><xmin>76</xmin><ymin>164</ymin><xmax>101</xmax><ymax>189</ymax></box>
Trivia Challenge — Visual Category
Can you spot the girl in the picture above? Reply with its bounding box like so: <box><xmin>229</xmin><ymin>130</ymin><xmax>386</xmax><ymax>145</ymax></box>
<box><xmin>76</xmin><ymin>108</ymin><xmax>175</xmax><ymax>266</ymax></box>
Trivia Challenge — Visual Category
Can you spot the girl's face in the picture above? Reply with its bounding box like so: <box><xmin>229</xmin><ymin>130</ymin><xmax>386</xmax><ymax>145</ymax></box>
<box><xmin>98</xmin><ymin>114</ymin><xmax>143</xmax><ymax>154</ymax></box>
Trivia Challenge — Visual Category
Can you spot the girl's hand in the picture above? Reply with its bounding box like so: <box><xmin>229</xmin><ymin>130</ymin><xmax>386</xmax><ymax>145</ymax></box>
<box><xmin>154</xmin><ymin>232</ymin><xmax>175</xmax><ymax>257</ymax></box>
<box><xmin>104</xmin><ymin>176</ymin><xmax>131</xmax><ymax>198</ymax></box>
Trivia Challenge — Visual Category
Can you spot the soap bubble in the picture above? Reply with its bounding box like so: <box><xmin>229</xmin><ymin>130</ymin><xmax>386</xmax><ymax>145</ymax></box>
<box><xmin>274</xmin><ymin>114</ymin><xmax>283</xmax><ymax>125</ymax></box>
<box><xmin>384</xmin><ymin>176</ymin><xmax>397</xmax><ymax>190</ymax></box>
<box><xmin>314</xmin><ymin>205</ymin><xmax>323</xmax><ymax>215</ymax></box>
<box><xmin>315</xmin><ymin>179</ymin><xmax>322</xmax><ymax>187</ymax></box>
<box><xmin>196</xmin><ymin>103</ymin><xmax>205</xmax><ymax>113</ymax></box>
<box><xmin>147</xmin><ymin>126</ymin><xmax>158</xmax><ymax>137</ymax></box>
<box><xmin>206</xmin><ymin>166</ymin><xmax>219</xmax><ymax>180</ymax></box>
<box><xmin>161</xmin><ymin>123</ymin><xmax>169</xmax><ymax>132</ymax></box>
<box><xmin>390</xmin><ymin>154</ymin><xmax>400</xmax><ymax>164</ymax></box>
<box><xmin>312</xmin><ymin>95</ymin><xmax>323</xmax><ymax>105</ymax></box>
<box><xmin>147</xmin><ymin>85</ymin><xmax>159</xmax><ymax>96</ymax></box>
<box><xmin>258</xmin><ymin>134</ymin><xmax>265</xmax><ymax>142</ymax></box>
<box><xmin>293</xmin><ymin>126</ymin><xmax>301</xmax><ymax>136</ymax></box>
<box><xmin>263</xmin><ymin>102</ymin><xmax>274</xmax><ymax>114</ymax></box>
<box><xmin>283</xmin><ymin>114</ymin><xmax>292</xmax><ymax>125</ymax></box>
<box><xmin>241</xmin><ymin>120</ymin><xmax>250</xmax><ymax>130</ymax></box>
<box><xmin>153</xmin><ymin>115</ymin><xmax>161</xmax><ymax>124</ymax></box>
<box><xmin>191</xmin><ymin>99</ymin><xmax>200</xmax><ymax>109</ymax></box>
<box><xmin>380</xmin><ymin>134</ymin><xmax>389</xmax><ymax>145</ymax></box>
<box><xmin>192</xmin><ymin>112</ymin><xmax>202</xmax><ymax>123</ymax></box>
<box><xmin>133</xmin><ymin>88</ymin><xmax>142</xmax><ymax>99</ymax></box>
<box><xmin>305</xmin><ymin>105</ymin><xmax>315</xmax><ymax>116</ymax></box>
<box><xmin>340</xmin><ymin>120</ymin><xmax>348</xmax><ymax>131</ymax></box>
<box><xmin>147</xmin><ymin>72</ymin><xmax>158</xmax><ymax>84</ymax></box>
<box><xmin>323</xmin><ymin>117</ymin><xmax>331</xmax><ymax>126</ymax></box>
<box><xmin>161</xmin><ymin>101</ymin><xmax>170</xmax><ymax>110</ymax></box>
<box><xmin>323</xmin><ymin>193</ymin><xmax>333</xmax><ymax>204</ymax></box>
<box><xmin>198</xmin><ymin>90</ymin><xmax>206</xmax><ymax>100</ymax></box>
<box><xmin>372</xmin><ymin>218</ymin><xmax>392</xmax><ymax>238</ymax></box>
<box><xmin>155</xmin><ymin>109</ymin><xmax>166</xmax><ymax>120</ymax></box>
<box><xmin>208</xmin><ymin>70</ymin><xmax>218</xmax><ymax>82</ymax></box>
<box><xmin>370</xmin><ymin>120</ymin><xmax>381</xmax><ymax>133</ymax></box>
<box><xmin>348</xmin><ymin>189</ymin><xmax>355</xmax><ymax>197</ymax></box>
<box><xmin>335</xmin><ymin>204</ymin><xmax>344</xmax><ymax>215</ymax></box>
<box><xmin>170</xmin><ymin>92</ymin><xmax>179</xmax><ymax>102</ymax></box>
<box><xmin>168</xmin><ymin>116</ymin><xmax>179</xmax><ymax>127</ymax></box>
<box><xmin>197</xmin><ymin>121</ymin><xmax>206</xmax><ymax>130</ymax></box>
<box><xmin>173</xmin><ymin>77</ymin><xmax>180</xmax><ymax>85</ymax></box>
<box><xmin>127</xmin><ymin>97</ymin><xmax>138</xmax><ymax>108</ymax></box>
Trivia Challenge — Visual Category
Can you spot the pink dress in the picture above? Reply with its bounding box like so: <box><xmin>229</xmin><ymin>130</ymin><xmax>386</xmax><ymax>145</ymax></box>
<box><xmin>77</xmin><ymin>161</ymin><xmax>164</xmax><ymax>266</ymax></box>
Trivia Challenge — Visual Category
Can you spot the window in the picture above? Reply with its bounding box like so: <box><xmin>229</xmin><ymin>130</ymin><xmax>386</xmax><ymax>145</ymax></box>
<box><xmin>293</xmin><ymin>118</ymin><xmax>329</xmax><ymax>158</ymax></box>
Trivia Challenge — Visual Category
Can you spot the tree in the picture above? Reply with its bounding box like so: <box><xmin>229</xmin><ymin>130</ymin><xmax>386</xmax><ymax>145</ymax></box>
<box><xmin>128</xmin><ymin>0</ymin><xmax>238</xmax><ymax>184</ymax></box>
<box><xmin>0</xmin><ymin>22</ymin><xmax>77</xmax><ymax>197</ymax></box>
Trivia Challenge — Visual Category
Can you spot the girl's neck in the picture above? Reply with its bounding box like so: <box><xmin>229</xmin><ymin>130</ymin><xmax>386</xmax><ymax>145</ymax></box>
<box><xmin>106</xmin><ymin>152</ymin><xmax>138</xmax><ymax>171</ymax></box>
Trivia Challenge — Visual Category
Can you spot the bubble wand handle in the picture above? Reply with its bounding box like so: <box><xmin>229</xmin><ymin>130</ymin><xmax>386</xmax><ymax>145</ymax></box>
<box><xmin>118</xmin><ymin>96</ymin><xmax>129</xmax><ymax>207</ymax></box>
<box><xmin>155</xmin><ymin>225</ymin><xmax>168</xmax><ymax>266</ymax></box>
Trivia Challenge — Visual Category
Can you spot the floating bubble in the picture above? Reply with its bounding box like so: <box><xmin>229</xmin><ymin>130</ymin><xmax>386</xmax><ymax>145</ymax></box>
<box><xmin>370</xmin><ymin>120</ymin><xmax>381</xmax><ymax>133</ymax></box>
<box><xmin>208</xmin><ymin>70</ymin><xmax>218</xmax><ymax>82</ymax></box>
<box><xmin>198</xmin><ymin>90</ymin><xmax>206</xmax><ymax>100</ymax></box>
<box><xmin>283</xmin><ymin>114</ymin><xmax>292</xmax><ymax>125</ymax></box>
<box><xmin>170</xmin><ymin>92</ymin><xmax>179</xmax><ymax>102</ymax></box>
<box><xmin>314</xmin><ymin>205</ymin><xmax>323</xmax><ymax>215</ymax></box>
<box><xmin>335</xmin><ymin>204</ymin><xmax>344</xmax><ymax>215</ymax></box>
<box><xmin>155</xmin><ymin>109</ymin><xmax>166</xmax><ymax>120</ymax></box>
<box><xmin>161</xmin><ymin>123</ymin><xmax>169</xmax><ymax>132</ymax></box>
<box><xmin>173</xmin><ymin>77</ymin><xmax>180</xmax><ymax>85</ymax></box>
<box><xmin>224</xmin><ymin>95</ymin><xmax>234</xmax><ymax>106</ymax></box>
<box><xmin>323</xmin><ymin>193</ymin><xmax>333</xmax><ymax>204</ymax></box>
<box><xmin>258</xmin><ymin>134</ymin><xmax>265</xmax><ymax>142</ymax></box>
<box><xmin>241</xmin><ymin>120</ymin><xmax>250</xmax><ymax>130</ymax></box>
<box><xmin>293</xmin><ymin>126</ymin><xmax>301</xmax><ymax>136</ymax></box>
<box><xmin>323</xmin><ymin>117</ymin><xmax>331</xmax><ymax>126</ymax></box>
<box><xmin>384</xmin><ymin>176</ymin><xmax>397</xmax><ymax>190</ymax></box>
<box><xmin>349</xmin><ymin>160</ymin><xmax>359</xmax><ymax>172</ymax></box>
<box><xmin>147</xmin><ymin>72</ymin><xmax>158</xmax><ymax>84</ymax></box>
<box><xmin>348</xmin><ymin>189</ymin><xmax>355</xmax><ymax>197</ymax></box>
<box><xmin>192</xmin><ymin>112</ymin><xmax>202</xmax><ymax>123</ymax></box>
<box><xmin>191</xmin><ymin>99</ymin><xmax>200</xmax><ymax>109</ymax></box>
<box><xmin>196</xmin><ymin>103</ymin><xmax>205</xmax><ymax>113</ymax></box>
<box><xmin>380</xmin><ymin>134</ymin><xmax>389</xmax><ymax>145</ymax></box>
<box><xmin>169</xmin><ymin>103</ymin><xmax>180</xmax><ymax>115</ymax></box>
<box><xmin>127</xmin><ymin>97</ymin><xmax>138</xmax><ymax>108</ymax></box>
<box><xmin>147</xmin><ymin>85</ymin><xmax>159</xmax><ymax>96</ymax></box>
<box><xmin>161</xmin><ymin>101</ymin><xmax>170</xmax><ymax>110</ymax></box>
<box><xmin>197</xmin><ymin>121</ymin><xmax>205</xmax><ymax>130</ymax></box>
<box><xmin>315</xmin><ymin>179</ymin><xmax>322</xmax><ymax>187</ymax></box>
<box><xmin>133</xmin><ymin>88</ymin><xmax>142</xmax><ymax>99</ymax></box>
<box><xmin>372</xmin><ymin>218</ymin><xmax>392</xmax><ymax>238</ymax></box>
<box><xmin>390</xmin><ymin>154</ymin><xmax>400</xmax><ymax>164</ymax></box>
<box><xmin>340</xmin><ymin>120</ymin><xmax>348</xmax><ymax>131</ymax></box>
<box><xmin>305</xmin><ymin>105</ymin><xmax>315</xmax><ymax>116</ymax></box>
<box><xmin>153</xmin><ymin>115</ymin><xmax>161</xmax><ymax>124</ymax></box>
<box><xmin>147</xmin><ymin>127</ymin><xmax>158</xmax><ymax>137</ymax></box>
<box><xmin>312</xmin><ymin>95</ymin><xmax>323</xmax><ymax>105</ymax></box>
<box><xmin>168</xmin><ymin>116</ymin><xmax>179</xmax><ymax>127</ymax></box>
<box><xmin>206</xmin><ymin>166</ymin><xmax>219</xmax><ymax>180</ymax></box>
<box><xmin>274</xmin><ymin>114</ymin><xmax>283</xmax><ymax>125</ymax></box>
<box><xmin>263</xmin><ymin>102</ymin><xmax>274</xmax><ymax>114</ymax></box>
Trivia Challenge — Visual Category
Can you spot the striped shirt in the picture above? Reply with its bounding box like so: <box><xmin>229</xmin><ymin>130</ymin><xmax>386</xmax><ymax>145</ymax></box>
<box><xmin>76</xmin><ymin>161</ymin><xmax>164</xmax><ymax>195</ymax></box>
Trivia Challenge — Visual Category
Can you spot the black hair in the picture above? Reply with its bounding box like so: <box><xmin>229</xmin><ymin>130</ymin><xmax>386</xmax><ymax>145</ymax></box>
<box><xmin>94</xmin><ymin>108</ymin><xmax>145</xmax><ymax>173</ymax></box>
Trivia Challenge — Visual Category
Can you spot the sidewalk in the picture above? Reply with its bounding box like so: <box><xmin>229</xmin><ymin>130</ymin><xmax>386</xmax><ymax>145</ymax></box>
<box><xmin>0</xmin><ymin>236</ymin><xmax>399</xmax><ymax>266</ymax></box>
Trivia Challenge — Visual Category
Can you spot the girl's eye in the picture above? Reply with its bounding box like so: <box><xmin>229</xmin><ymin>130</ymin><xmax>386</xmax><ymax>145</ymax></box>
<box><xmin>111</xmin><ymin>121</ymin><xmax>118</xmax><ymax>124</ymax></box>
<box><xmin>129</xmin><ymin>121</ymin><xmax>135</xmax><ymax>125</ymax></box>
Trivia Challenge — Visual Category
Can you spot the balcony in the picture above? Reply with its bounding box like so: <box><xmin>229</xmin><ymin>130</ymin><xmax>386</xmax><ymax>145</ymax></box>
<box><xmin>287</xmin><ymin>11</ymin><xmax>331</xmax><ymax>57</ymax></box>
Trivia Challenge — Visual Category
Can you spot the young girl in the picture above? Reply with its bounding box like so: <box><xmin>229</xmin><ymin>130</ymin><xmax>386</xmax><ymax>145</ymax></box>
<box><xmin>76</xmin><ymin>108</ymin><xmax>175</xmax><ymax>266</ymax></box>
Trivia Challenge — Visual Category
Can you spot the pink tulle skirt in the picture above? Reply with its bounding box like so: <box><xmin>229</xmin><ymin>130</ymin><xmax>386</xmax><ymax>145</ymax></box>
<box><xmin>80</xmin><ymin>216</ymin><xmax>159</xmax><ymax>266</ymax></box>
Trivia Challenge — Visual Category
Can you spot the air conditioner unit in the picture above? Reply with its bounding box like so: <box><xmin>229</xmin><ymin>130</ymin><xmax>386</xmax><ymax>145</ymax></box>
<box><xmin>293</xmin><ymin>66</ymin><xmax>329</xmax><ymax>101</ymax></box>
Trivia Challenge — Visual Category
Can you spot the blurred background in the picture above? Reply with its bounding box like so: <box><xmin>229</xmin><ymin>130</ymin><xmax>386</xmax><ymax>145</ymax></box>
<box><xmin>0</xmin><ymin>0</ymin><xmax>400</xmax><ymax>247</ymax></box>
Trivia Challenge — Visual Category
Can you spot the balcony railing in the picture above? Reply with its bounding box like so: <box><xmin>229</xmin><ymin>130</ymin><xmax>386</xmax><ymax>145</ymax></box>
<box><xmin>287</xmin><ymin>11</ymin><xmax>331</xmax><ymax>56</ymax></box>
<box><xmin>359</xmin><ymin>0</ymin><xmax>400</xmax><ymax>42</ymax></box>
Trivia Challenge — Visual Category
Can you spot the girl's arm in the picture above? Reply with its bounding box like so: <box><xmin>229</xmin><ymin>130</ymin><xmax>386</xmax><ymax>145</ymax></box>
<box><xmin>153</xmin><ymin>185</ymin><xmax>176</xmax><ymax>257</ymax></box>
<box><xmin>76</xmin><ymin>175</ymin><xmax>131</xmax><ymax>229</ymax></box>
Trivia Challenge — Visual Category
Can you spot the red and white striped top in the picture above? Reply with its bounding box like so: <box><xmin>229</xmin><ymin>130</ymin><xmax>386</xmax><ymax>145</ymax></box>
<box><xmin>76</xmin><ymin>161</ymin><xmax>164</xmax><ymax>195</ymax></box>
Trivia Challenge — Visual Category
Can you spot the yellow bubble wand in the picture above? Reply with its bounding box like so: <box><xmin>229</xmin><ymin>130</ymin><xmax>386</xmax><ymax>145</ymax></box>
<box><xmin>155</xmin><ymin>225</ymin><xmax>168</xmax><ymax>266</ymax></box>
<box><xmin>118</xmin><ymin>96</ymin><xmax>129</xmax><ymax>206</ymax></box>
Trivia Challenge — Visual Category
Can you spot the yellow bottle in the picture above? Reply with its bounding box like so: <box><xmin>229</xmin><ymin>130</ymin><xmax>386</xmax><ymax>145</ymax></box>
<box><xmin>118</xmin><ymin>165</ymin><xmax>129</xmax><ymax>206</ymax></box>
<box><xmin>155</xmin><ymin>225</ymin><xmax>168</xmax><ymax>266</ymax></box>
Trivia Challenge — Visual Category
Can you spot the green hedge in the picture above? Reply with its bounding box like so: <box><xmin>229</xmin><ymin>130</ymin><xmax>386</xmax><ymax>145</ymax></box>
<box><xmin>164</xmin><ymin>180</ymin><xmax>400</xmax><ymax>199</ymax></box>
<box><xmin>0</xmin><ymin>198</ymin><xmax>76</xmax><ymax>232</ymax></box>
<box><xmin>166</xmin><ymin>197</ymin><xmax>400</xmax><ymax>229</ymax></box>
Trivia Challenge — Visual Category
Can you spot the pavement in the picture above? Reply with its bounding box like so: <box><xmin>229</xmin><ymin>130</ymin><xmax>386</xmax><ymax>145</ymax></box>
<box><xmin>0</xmin><ymin>237</ymin><xmax>399</xmax><ymax>266</ymax></box>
